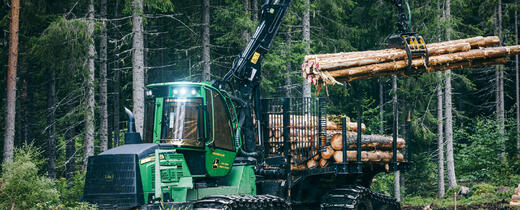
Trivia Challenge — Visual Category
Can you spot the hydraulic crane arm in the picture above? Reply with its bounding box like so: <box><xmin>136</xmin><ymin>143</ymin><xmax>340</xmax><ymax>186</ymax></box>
<box><xmin>219</xmin><ymin>0</ymin><xmax>292</xmax><ymax>98</ymax></box>
<box><xmin>215</xmin><ymin>0</ymin><xmax>292</xmax><ymax>156</ymax></box>
<box><xmin>386</xmin><ymin>0</ymin><xmax>412</xmax><ymax>34</ymax></box>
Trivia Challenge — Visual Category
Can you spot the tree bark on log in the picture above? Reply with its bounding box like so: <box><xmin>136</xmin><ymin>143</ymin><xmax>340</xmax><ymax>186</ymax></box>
<box><xmin>332</xmin><ymin>150</ymin><xmax>404</xmax><ymax>163</ymax></box>
<box><xmin>321</xmin><ymin>146</ymin><xmax>334</xmax><ymax>160</ymax></box>
<box><xmin>341</xmin><ymin>58</ymin><xmax>508</xmax><ymax>82</ymax></box>
<box><xmin>330</xmin><ymin>133</ymin><xmax>405</xmax><ymax>150</ymax></box>
<box><xmin>319</xmin><ymin>158</ymin><xmax>329</xmax><ymax>168</ymax></box>
<box><xmin>327</xmin><ymin>46</ymin><xmax>520</xmax><ymax>79</ymax></box>
<box><xmin>303</xmin><ymin>36</ymin><xmax>498</xmax><ymax>62</ymax></box>
<box><xmin>306</xmin><ymin>43</ymin><xmax>471</xmax><ymax>71</ymax></box>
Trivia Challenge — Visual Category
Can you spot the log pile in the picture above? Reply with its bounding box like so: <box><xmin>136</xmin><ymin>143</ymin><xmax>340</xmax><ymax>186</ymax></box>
<box><xmin>301</xmin><ymin>36</ymin><xmax>520</xmax><ymax>88</ymax></box>
<box><xmin>266</xmin><ymin>114</ymin><xmax>405</xmax><ymax>170</ymax></box>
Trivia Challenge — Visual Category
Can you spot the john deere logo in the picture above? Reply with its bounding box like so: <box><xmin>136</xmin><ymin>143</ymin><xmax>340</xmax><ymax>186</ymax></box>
<box><xmin>212</xmin><ymin>159</ymin><xmax>220</xmax><ymax>169</ymax></box>
<box><xmin>104</xmin><ymin>172</ymin><xmax>114</xmax><ymax>182</ymax></box>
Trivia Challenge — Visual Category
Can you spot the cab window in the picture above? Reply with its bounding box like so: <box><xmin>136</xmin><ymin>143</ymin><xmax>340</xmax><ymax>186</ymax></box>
<box><xmin>211</xmin><ymin>91</ymin><xmax>234</xmax><ymax>150</ymax></box>
<box><xmin>143</xmin><ymin>99</ymin><xmax>156</xmax><ymax>143</ymax></box>
<box><xmin>160</xmin><ymin>98</ymin><xmax>204</xmax><ymax>147</ymax></box>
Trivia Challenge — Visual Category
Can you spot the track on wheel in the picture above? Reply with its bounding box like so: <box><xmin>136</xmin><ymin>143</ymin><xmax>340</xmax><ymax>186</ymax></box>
<box><xmin>192</xmin><ymin>194</ymin><xmax>290</xmax><ymax>210</ymax></box>
<box><xmin>320</xmin><ymin>185</ymin><xmax>401</xmax><ymax>210</ymax></box>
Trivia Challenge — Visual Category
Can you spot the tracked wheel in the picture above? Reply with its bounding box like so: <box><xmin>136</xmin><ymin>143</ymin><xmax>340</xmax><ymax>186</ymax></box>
<box><xmin>320</xmin><ymin>185</ymin><xmax>400</xmax><ymax>210</ymax></box>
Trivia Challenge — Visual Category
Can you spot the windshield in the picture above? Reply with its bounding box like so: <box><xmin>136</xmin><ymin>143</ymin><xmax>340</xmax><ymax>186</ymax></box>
<box><xmin>160</xmin><ymin>98</ymin><xmax>203</xmax><ymax>147</ymax></box>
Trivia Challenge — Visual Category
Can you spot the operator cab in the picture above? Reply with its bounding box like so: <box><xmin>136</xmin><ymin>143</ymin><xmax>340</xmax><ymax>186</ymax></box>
<box><xmin>143</xmin><ymin>82</ymin><xmax>239</xmax><ymax>177</ymax></box>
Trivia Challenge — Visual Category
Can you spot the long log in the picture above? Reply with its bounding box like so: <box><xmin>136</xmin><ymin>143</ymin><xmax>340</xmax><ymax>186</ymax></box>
<box><xmin>330</xmin><ymin>133</ymin><xmax>406</xmax><ymax>150</ymax></box>
<box><xmin>307</xmin><ymin>43</ymin><xmax>471</xmax><ymax>71</ymax></box>
<box><xmin>327</xmin><ymin>46</ymin><xmax>520</xmax><ymax>79</ymax></box>
<box><xmin>332</xmin><ymin>150</ymin><xmax>405</xmax><ymax>163</ymax></box>
<box><xmin>338</xmin><ymin>57</ymin><xmax>508</xmax><ymax>82</ymax></box>
<box><xmin>303</xmin><ymin>36</ymin><xmax>499</xmax><ymax>62</ymax></box>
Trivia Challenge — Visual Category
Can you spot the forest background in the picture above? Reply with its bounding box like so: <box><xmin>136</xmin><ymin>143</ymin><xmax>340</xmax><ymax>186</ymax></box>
<box><xmin>1</xmin><ymin>0</ymin><xmax>520</xmax><ymax>208</ymax></box>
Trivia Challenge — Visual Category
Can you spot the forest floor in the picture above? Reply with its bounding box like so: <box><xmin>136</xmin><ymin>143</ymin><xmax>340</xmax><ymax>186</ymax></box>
<box><xmin>403</xmin><ymin>202</ymin><xmax>515</xmax><ymax>210</ymax></box>
<box><xmin>402</xmin><ymin>196</ymin><xmax>519</xmax><ymax>210</ymax></box>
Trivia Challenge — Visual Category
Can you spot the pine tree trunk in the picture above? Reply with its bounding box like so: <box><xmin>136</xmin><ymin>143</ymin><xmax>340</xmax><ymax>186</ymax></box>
<box><xmin>132</xmin><ymin>0</ymin><xmax>145</xmax><ymax>135</ymax></box>
<box><xmin>514</xmin><ymin>0</ymin><xmax>520</xmax><ymax>158</ymax></box>
<box><xmin>437</xmin><ymin>0</ymin><xmax>445</xmax><ymax>198</ymax></box>
<box><xmin>66</xmin><ymin>125</ymin><xmax>76</xmax><ymax>181</ymax></box>
<box><xmin>251</xmin><ymin>0</ymin><xmax>258</xmax><ymax>22</ymax></box>
<box><xmin>202</xmin><ymin>0</ymin><xmax>211</xmax><ymax>81</ymax></box>
<box><xmin>497</xmin><ymin>0</ymin><xmax>506</xmax><ymax>160</ymax></box>
<box><xmin>21</xmin><ymin>68</ymin><xmax>31</xmax><ymax>145</ymax></box>
<box><xmin>99</xmin><ymin>0</ymin><xmax>109</xmax><ymax>152</ymax></box>
<box><xmin>242</xmin><ymin>0</ymin><xmax>250</xmax><ymax>41</ymax></box>
<box><xmin>437</xmin><ymin>71</ymin><xmax>445</xmax><ymax>198</ymax></box>
<box><xmin>392</xmin><ymin>76</ymin><xmax>400</xmax><ymax>201</ymax></box>
<box><xmin>84</xmin><ymin>0</ymin><xmax>96</xmax><ymax>171</ymax></box>
<box><xmin>444</xmin><ymin>0</ymin><xmax>457</xmax><ymax>189</ymax></box>
<box><xmin>47</xmin><ymin>68</ymin><xmax>56</xmax><ymax>179</ymax></box>
<box><xmin>113</xmin><ymin>0</ymin><xmax>121</xmax><ymax>147</ymax></box>
<box><xmin>3</xmin><ymin>0</ymin><xmax>20</xmax><ymax>163</ymax></box>
<box><xmin>302</xmin><ymin>0</ymin><xmax>311</xmax><ymax>97</ymax></box>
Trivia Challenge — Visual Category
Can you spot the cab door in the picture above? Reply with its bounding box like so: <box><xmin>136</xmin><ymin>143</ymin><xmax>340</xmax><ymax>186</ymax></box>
<box><xmin>205</xmin><ymin>89</ymin><xmax>237</xmax><ymax>177</ymax></box>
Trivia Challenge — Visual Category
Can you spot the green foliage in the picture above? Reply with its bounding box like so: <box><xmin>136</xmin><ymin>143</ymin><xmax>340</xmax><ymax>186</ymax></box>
<box><xmin>371</xmin><ymin>173</ymin><xmax>394</xmax><ymax>196</ymax></box>
<box><xmin>470</xmin><ymin>183</ymin><xmax>495</xmax><ymax>196</ymax></box>
<box><xmin>56</xmin><ymin>172</ymin><xmax>92</xmax><ymax>208</ymax></box>
<box><xmin>0</xmin><ymin>145</ymin><xmax>61</xmax><ymax>209</ymax></box>
<box><xmin>404</xmin><ymin>182</ymin><xmax>513</xmax><ymax>207</ymax></box>
<box><xmin>454</xmin><ymin>117</ymin><xmax>519</xmax><ymax>185</ymax></box>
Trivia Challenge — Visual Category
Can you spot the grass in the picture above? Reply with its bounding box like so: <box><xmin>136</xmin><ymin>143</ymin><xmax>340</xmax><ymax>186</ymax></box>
<box><xmin>402</xmin><ymin>183</ymin><xmax>514</xmax><ymax>208</ymax></box>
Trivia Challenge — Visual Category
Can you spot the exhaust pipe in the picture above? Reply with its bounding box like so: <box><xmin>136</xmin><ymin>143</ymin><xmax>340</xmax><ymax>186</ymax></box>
<box><xmin>124</xmin><ymin>107</ymin><xmax>143</xmax><ymax>145</ymax></box>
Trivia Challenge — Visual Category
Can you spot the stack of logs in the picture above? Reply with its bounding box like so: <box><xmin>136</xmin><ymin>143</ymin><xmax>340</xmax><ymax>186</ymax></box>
<box><xmin>268</xmin><ymin>115</ymin><xmax>406</xmax><ymax>170</ymax></box>
<box><xmin>301</xmin><ymin>36</ymin><xmax>520</xmax><ymax>90</ymax></box>
<box><xmin>306</xmin><ymin>125</ymin><xmax>405</xmax><ymax>169</ymax></box>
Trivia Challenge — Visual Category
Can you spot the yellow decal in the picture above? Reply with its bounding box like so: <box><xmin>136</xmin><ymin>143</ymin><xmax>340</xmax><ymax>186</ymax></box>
<box><xmin>140</xmin><ymin>156</ymin><xmax>155</xmax><ymax>164</ymax></box>
<box><xmin>104</xmin><ymin>173</ymin><xmax>114</xmax><ymax>182</ymax></box>
<box><xmin>218</xmin><ymin>165</ymin><xmax>230</xmax><ymax>170</ymax></box>
<box><xmin>212</xmin><ymin>159</ymin><xmax>220</xmax><ymax>169</ymax></box>
<box><xmin>212</xmin><ymin>152</ymin><xmax>225</xmax><ymax>157</ymax></box>
<box><xmin>251</xmin><ymin>52</ymin><xmax>261</xmax><ymax>64</ymax></box>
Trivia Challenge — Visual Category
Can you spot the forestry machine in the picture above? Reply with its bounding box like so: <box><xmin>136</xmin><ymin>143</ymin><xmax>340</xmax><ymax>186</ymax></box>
<box><xmin>83</xmin><ymin>0</ymin><xmax>418</xmax><ymax>209</ymax></box>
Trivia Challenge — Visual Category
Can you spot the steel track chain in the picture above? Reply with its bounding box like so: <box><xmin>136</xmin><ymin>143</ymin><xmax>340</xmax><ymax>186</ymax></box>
<box><xmin>320</xmin><ymin>185</ymin><xmax>401</xmax><ymax>210</ymax></box>
<box><xmin>192</xmin><ymin>194</ymin><xmax>291</xmax><ymax>210</ymax></box>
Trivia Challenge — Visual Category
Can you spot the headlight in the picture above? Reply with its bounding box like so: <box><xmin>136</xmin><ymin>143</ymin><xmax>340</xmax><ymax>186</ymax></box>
<box><xmin>145</xmin><ymin>90</ymin><xmax>152</xmax><ymax>97</ymax></box>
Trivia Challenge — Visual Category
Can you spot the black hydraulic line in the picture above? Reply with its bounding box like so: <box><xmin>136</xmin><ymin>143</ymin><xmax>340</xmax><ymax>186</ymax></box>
<box><xmin>385</xmin><ymin>0</ymin><xmax>412</xmax><ymax>33</ymax></box>
<box><xmin>282</xmin><ymin>98</ymin><xmax>292</xmax><ymax>200</ymax></box>
<box><xmin>342</xmin><ymin>117</ymin><xmax>347</xmax><ymax>165</ymax></box>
